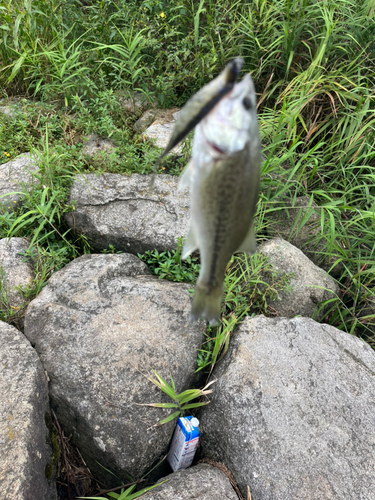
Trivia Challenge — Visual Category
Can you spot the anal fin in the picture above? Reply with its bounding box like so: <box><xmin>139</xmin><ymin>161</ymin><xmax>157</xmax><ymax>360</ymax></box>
<box><xmin>182</xmin><ymin>225</ymin><xmax>198</xmax><ymax>259</ymax></box>
<box><xmin>178</xmin><ymin>159</ymin><xmax>194</xmax><ymax>190</ymax></box>
<box><xmin>236</xmin><ymin>223</ymin><xmax>256</xmax><ymax>254</ymax></box>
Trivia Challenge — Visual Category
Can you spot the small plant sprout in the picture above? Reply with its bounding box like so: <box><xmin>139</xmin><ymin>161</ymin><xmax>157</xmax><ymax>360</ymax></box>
<box><xmin>139</xmin><ymin>369</ymin><xmax>216</xmax><ymax>426</ymax></box>
<box><xmin>79</xmin><ymin>480</ymin><xmax>166</xmax><ymax>500</ymax></box>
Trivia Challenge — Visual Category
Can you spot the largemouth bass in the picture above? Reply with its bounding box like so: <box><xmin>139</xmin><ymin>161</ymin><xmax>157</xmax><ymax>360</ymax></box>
<box><xmin>158</xmin><ymin>59</ymin><xmax>261</xmax><ymax>325</ymax></box>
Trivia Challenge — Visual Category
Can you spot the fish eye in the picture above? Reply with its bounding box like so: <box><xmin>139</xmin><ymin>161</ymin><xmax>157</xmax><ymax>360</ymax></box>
<box><xmin>242</xmin><ymin>96</ymin><xmax>252</xmax><ymax>110</ymax></box>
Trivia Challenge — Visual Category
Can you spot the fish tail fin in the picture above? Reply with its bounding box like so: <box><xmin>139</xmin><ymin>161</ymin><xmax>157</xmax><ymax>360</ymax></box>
<box><xmin>190</xmin><ymin>283</ymin><xmax>223</xmax><ymax>326</ymax></box>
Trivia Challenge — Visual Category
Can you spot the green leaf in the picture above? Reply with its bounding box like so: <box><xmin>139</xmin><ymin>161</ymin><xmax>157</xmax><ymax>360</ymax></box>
<box><xmin>148</xmin><ymin>370</ymin><xmax>177</xmax><ymax>400</ymax></box>
<box><xmin>156</xmin><ymin>410</ymin><xmax>181</xmax><ymax>426</ymax></box>
<box><xmin>138</xmin><ymin>402</ymin><xmax>179</xmax><ymax>409</ymax></box>
<box><xmin>176</xmin><ymin>389</ymin><xmax>202</xmax><ymax>404</ymax></box>
<box><xmin>118</xmin><ymin>483</ymin><xmax>136</xmax><ymax>498</ymax></box>
<box><xmin>181</xmin><ymin>401</ymin><xmax>209</xmax><ymax>410</ymax></box>
<box><xmin>126</xmin><ymin>480</ymin><xmax>168</xmax><ymax>499</ymax></box>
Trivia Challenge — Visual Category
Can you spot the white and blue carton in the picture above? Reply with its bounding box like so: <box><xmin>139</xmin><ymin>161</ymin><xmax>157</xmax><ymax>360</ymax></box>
<box><xmin>167</xmin><ymin>416</ymin><xmax>200</xmax><ymax>471</ymax></box>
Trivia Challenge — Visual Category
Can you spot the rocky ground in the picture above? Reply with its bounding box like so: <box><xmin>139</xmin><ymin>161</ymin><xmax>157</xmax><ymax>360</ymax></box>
<box><xmin>1</xmin><ymin>105</ymin><xmax>375</xmax><ymax>500</ymax></box>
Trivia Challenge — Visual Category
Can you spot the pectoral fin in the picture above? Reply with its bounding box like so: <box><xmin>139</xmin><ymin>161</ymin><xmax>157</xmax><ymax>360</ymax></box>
<box><xmin>182</xmin><ymin>225</ymin><xmax>198</xmax><ymax>259</ymax></box>
<box><xmin>178</xmin><ymin>160</ymin><xmax>194</xmax><ymax>190</ymax></box>
<box><xmin>236</xmin><ymin>223</ymin><xmax>256</xmax><ymax>254</ymax></box>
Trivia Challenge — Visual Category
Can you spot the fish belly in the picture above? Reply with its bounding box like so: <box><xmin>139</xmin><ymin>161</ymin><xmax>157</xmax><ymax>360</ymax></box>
<box><xmin>190</xmin><ymin>149</ymin><xmax>259</xmax><ymax>324</ymax></box>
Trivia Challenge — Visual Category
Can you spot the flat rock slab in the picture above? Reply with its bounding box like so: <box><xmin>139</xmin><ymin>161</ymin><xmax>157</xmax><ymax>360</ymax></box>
<box><xmin>0</xmin><ymin>105</ymin><xmax>15</xmax><ymax>117</ymax></box>
<box><xmin>65</xmin><ymin>173</ymin><xmax>190</xmax><ymax>254</ymax></box>
<box><xmin>199</xmin><ymin>315</ymin><xmax>375</xmax><ymax>499</ymax></box>
<box><xmin>143</xmin><ymin>108</ymin><xmax>183</xmax><ymax>154</ymax></box>
<box><xmin>24</xmin><ymin>253</ymin><xmax>204</xmax><ymax>486</ymax></box>
<box><xmin>0</xmin><ymin>153</ymin><xmax>39</xmax><ymax>210</ymax></box>
<box><xmin>0</xmin><ymin>321</ymin><xmax>56</xmax><ymax>499</ymax></box>
<box><xmin>147</xmin><ymin>463</ymin><xmax>238</xmax><ymax>499</ymax></box>
<box><xmin>120</xmin><ymin>91</ymin><xmax>153</xmax><ymax>114</ymax></box>
<box><xmin>133</xmin><ymin>109</ymin><xmax>158</xmax><ymax>133</ymax></box>
<box><xmin>82</xmin><ymin>133</ymin><xmax>116</xmax><ymax>158</ymax></box>
<box><xmin>0</xmin><ymin>238</ymin><xmax>34</xmax><ymax>323</ymax></box>
<box><xmin>261</xmin><ymin>238</ymin><xmax>339</xmax><ymax>320</ymax></box>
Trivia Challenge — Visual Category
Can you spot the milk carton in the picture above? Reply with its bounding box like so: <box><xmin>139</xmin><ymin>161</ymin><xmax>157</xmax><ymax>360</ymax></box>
<box><xmin>167</xmin><ymin>416</ymin><xmax>200</xmax><ymax>471</ymax></box>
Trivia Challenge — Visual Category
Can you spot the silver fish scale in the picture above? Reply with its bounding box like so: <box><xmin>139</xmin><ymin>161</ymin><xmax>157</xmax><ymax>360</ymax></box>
<box><xmin>195</xmin><ymin>145</ymin><xmax>258</xmax><ymax>294</ymax></box>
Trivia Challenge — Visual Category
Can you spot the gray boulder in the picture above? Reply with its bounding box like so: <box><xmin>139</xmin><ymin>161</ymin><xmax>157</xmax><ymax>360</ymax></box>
<box><xmin>143</xmin><ymin>108</ymin><xmax>183</xmax><ymax>154</ymax></box>
<box><xmin>0</xmin><ymin>98</ymin><xmax>31</xmax><ymax>118</ymax></box>
<box><xmin>0</xmin><ymin>105</ymin><xmax>15</xmax><ymax>117</ymax></box>
<box><xmin>65</xmin><ymin>173</ymin><xmax>190</xmax><ymax>254</ymax></box>
<box><xmin>120</xmin><ymin>91</ymin><xmax>153</xmax><ymax>114</ymax></box>
<box><xmin>133</xmin><ymin>109</ymin><xmax>158</xmax><ymax>133</ymax></box>
<box><xmin>82</xmin><ymin>133</ymin><xmax>116</xmax><ymax>158</ymax></box>
<box><xmin>200</xmin><ymin>315</ymin><xmax>375</xmax><ymax>500</ymax></box>
<box><xmin>0</xmin><ymin>98</ymin><xmax>24</xmax><ymax>118</ymax></box>
<box><xmin>0</xmin><ymin>321</ymin><xmax>57</xmax><ymax>499</ymax></box>
<box><xmin>260</xmin><ymin>238</ymin><xmax>339</xmax><ymax>320</ymax></box>
<box><xmin>24</xmin><ymin>253</ymin><xmax>205</xmax><ymax>486</ymax></box>
<box><xmin>267</xmin><ymin>196</ymin><xmax>341</xmax><ymax>273</ymax></box>
<box><xmin>146</xmin><ymin>463</ymin><xmax>238</xmax><ymax>499</ymax></box>
<box><xmin>0</xmin><ymin>153</ymin><xmax>39</xmax><ymax>210</ymax></box>
<box><xmin>0</xmin><ymin>238</ymin><xmax>34</xmax><ymax>324</ymax></box>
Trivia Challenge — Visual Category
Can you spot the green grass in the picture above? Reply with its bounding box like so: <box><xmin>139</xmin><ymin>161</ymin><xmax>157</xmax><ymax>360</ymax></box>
<box><xmin>0</xmin><ymin>0</ymin><xmax>373</xmax><ymax>342</ymax></box>
<box><xmin>1</xmin><ymin>0</ymin><xmax>375</xmax><ymax>495</ymax></box>
<box><xmin>0</xmin><ymin>1</ymin><xmax>374</xmax><ymax>354</ymax></box>
<box><xmin>138</xmin><ymin>237</ymin><xmax>200</xmax><ymax>283</ymax></box>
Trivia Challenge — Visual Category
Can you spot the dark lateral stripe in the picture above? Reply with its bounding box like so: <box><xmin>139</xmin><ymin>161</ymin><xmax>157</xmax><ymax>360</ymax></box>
<box><xmin>155</xmin><ymin>58</ymin><xmax>243</xmax><ymax>166</ymax></box>
<box><xmin>159</xmin><ymin>84</ymin><xmax>234</xmax><ymax>159</ymax></box>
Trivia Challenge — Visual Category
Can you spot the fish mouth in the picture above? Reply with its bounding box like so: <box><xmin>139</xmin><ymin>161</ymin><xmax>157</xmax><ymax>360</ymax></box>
<box><xmin>207</xmin><ymin>140</ymin><xmax>227</xmax><ymax>155</ymax></box>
